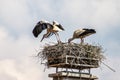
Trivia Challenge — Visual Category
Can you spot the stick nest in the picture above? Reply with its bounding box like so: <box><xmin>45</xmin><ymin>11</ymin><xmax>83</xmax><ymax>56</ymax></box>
<box><xmin>37</xmin><ymin>43</ymin><xmax>105</xmax><ymax>64</ymax></box>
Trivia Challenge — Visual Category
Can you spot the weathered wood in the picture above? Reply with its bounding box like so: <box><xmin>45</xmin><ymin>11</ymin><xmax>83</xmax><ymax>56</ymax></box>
<box><xmin>48</xmin><ymin>55</ymin><xmax>99</xmax><ymax>61</ymax></box>
<box><xmin>47</xmin><ymin>55</ymin><xmax>99</xmax><ymax>70</ymax></box>
<box><xmin>37</xmin><ymin>43</ymin><xmax>103</xmax><ymax>80</ymax></box>
<box><xmin>48</xmin><ymin>63</ymin><xmax>98</xmax><ymax>70</ymax></box>
<box><xmin>38</xmin><ymin>43</ymin><xmax>105</xmax><ymax>67</ymax></box>
<box><xmin>49</xmin><ymin>71</ymin><xmax>98</xmax><ymax>80</ymax></box>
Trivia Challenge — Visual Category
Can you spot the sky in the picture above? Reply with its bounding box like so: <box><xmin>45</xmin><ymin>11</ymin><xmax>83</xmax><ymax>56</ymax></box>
<box><xmin>0</xmin><ymin>0</ymin><xmax>120</xmax><ymax>80</ymax></box>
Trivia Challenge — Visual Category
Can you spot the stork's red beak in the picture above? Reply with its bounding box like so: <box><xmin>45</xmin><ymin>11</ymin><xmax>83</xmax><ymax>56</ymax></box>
<box><xmin>40</xmin><ymin>35</ymin><xmax>45</xmax><ymax>42</ymax></box>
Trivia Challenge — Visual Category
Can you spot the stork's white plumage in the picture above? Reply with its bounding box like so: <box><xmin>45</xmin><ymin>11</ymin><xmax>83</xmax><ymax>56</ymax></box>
<box><xmin>68</xmin><ymin>28</ymin><xmax>96</xmax><ymax>44</ymax></box>
<box><xmin>32</xmin><ymin>20</ymin><xmax>64</xmax><ymax>43</ymax></box>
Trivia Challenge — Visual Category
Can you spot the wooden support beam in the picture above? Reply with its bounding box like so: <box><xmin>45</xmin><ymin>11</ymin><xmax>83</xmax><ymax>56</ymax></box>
<box><xmin>49</xmin><ymin>71</ymin><xmax>98</xmax><ymax>80</ymax></box>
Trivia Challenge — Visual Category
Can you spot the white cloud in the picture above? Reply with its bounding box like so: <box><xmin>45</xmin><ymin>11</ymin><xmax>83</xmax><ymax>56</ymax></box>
<box><xmin>60</xmin><ymin>0</ymin><xmax>120</xmax><ymax>30</ymax></box>
<box><xmin>92</xmin><ymin>56</ymin><xmax>120</xmax><ymax>80</ymax></box>
<box><xmin>0</xmin><ymin>27</ymin><xmax>50</xmax><ymax>80</ymax></box>
<box><xmin>0</xmin><ymin>0</ymin><xmax>33</xmax><ymax>33</ymax></box>
<box><xmin>0</xmin><ymin>59</ymin><xmax>46</xmax><ymax>80</ymax></box>
<box><xmin>0</xmin><ymin>0</ymin><xmax>120</xmax><ymax>80</ymax></box>
<box><xmin>0</xmin><ymin>26</ymin><xmax>8</xmax><ymax>40</ymax></box>
<box><xmin>105</xmin><ymin>41</ymin><xmax>120</xmax><ymax>56</ymax></box>
<box><xmin>0</xmin><ymin>0</ymin><xmax>120</xmax><ymax>36</ymax></box>
<box><xmin>0</xmin><ymin>26</ymin><xmax>41</xmax><ymax>60</ymax></box>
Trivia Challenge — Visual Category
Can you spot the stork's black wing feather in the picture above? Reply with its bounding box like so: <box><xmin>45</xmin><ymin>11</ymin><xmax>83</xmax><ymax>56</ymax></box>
<box><xmin>32</xmin><ymin>22</ymin><xmax>47</xmax><ymax>37</ymax></box>
<box><xmin>79</xmin><ymin>28</ymin><xmax>96</xmax><ymax>37</ymax></box>
<box><xmin>57</xmin><ymin>24</ymin><xmax>64</xmax><ymax>30</ymax></box>
<box><xmin>46</xmin><ymin>23</ymin><xmax>53</xmax><ymax>29</ymax></box>
<box><xmin>32</xmin><ymin>21</ymin><xmax>53</xmax><ymax>37</ymax></box>
<box><xmin>83</xmin><ymin>28</ymin><xmax>96</xmax><ymax>33</ymax></box>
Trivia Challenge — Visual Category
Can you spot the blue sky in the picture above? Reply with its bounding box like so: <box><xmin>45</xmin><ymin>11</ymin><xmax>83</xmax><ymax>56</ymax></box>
<box><xmin>0</xmin><ymin>0</ymin><xmax>120</xmax><ymax>80</ymax></box>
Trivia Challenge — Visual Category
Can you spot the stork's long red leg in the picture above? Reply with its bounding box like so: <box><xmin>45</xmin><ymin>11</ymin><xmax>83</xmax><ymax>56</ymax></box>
<box><xmin>40</xmin><ymin>31</ymin><xmax>50</xmax><ymax>42</ymax></box>
<box><xmin>54</xmin><ymin>32</ymin><xmax>61</xmax><ymax>43</ymax></box>
<box><xmin>40</xmin><ymin>34</ymin><xmax>46</xmax><ymax>42</ymax></box>
<box><xmin>80</xmin><ymin>38</ymin><xmax>84</xmax><ymax>44</ymax></box>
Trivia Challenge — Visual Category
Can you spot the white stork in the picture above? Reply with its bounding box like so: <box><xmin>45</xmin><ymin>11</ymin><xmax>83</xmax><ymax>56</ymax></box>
<box><xmin>68</xmin><ymin>28</ymin><xmax>96</xmax><ymax>44</ymax></box>
<box><xmin>32</xmin><ymin>20</ymin><xmax>64</xmax><ymax>43</ymax></box>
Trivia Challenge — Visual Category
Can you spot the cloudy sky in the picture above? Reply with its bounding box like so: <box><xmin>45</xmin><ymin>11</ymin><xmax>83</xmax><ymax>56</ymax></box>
<box><xmin>0</xmin><ymin>0</ymin><xmax>120</xmax><ymax>80</ymax></box>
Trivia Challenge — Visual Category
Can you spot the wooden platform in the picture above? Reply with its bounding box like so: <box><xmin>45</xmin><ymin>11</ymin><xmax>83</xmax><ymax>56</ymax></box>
<box><xmin>48</xmin><ymin>55</ymin><xmax>99</xmax><ymax>70</ymax></box>
<box><xmin>49</xmin><ymin>71</ymin><xmax>98</xmax><ymax>80</ymax></box>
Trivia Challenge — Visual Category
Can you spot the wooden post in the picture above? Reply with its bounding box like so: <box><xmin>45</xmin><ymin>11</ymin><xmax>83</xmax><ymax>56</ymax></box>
<box><xmin>48</xmin><ymin>55</ymin><xmax>99</xmax><ymax>80</ymax></box>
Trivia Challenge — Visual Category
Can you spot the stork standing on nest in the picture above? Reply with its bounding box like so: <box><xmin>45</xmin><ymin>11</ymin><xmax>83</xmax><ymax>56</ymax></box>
<box><xmin>68</xmin><ymin>28</ymin><xmax>96</xmax><ymax>44</ymax></box>
<box><xmin>32</xmin><ymin>20</ymin><xmax>64</xmax><ymax>43</ymax></box>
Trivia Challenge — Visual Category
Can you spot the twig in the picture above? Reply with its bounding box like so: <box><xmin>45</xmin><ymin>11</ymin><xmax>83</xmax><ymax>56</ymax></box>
<box><xmin>101</xmin><ymin>61</ymin><xmax>116</xmax><ymax>72</ymax></box>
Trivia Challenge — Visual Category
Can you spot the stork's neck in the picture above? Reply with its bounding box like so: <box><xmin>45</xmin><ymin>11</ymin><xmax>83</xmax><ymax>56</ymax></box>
<box><xmin>53</xmin><ymin>25</ymin><xmax>63</xmax><ymax>31</ymax></box>
<box><xmin>68</xmin><ymin>37</ymin><xmax>74</xmax><ymax>43</ymax></box>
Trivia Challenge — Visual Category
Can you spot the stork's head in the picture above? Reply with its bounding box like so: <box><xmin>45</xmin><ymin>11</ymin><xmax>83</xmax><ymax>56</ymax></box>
<box><xmin>53</xmin><ymin>21</ymin><xmax>65</xmax><ymax>31</ymax></box>
<box><xmin>53</xmin><ymin>21</ymin><xmax>59</xmax><ymax>25</ymax></box>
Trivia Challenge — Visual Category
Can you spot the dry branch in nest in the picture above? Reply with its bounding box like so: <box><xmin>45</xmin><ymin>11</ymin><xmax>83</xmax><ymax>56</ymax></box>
<box><xmin>37</xmin><ymin>42</ymin><xmax>105</xmax><ymax>68</ymax></box>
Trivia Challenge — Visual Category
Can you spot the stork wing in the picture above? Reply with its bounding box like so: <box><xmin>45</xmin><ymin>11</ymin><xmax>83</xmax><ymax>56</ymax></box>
<box><xmin>32</xmin><ymin>21</ymin><xmax>53</xmax><ymax>37</ymax></box>
<box><xmin>46</xmin><ymin>23</ymin><xmax>53</xmax><ymax>29</ymax></box>
<box><xmin>57</xmin><ymin>24</ymin><xmax>64</xmax><ymax>30</ymax></box>
<box><xmin>75</xmin><ymin>29</ymin><xmax>85</xmax><ymax>35</ymax></box>
<box><xmin>79</xmin><ymin>28</ymin><xmax>96</xmax><ymax>37</ymax></box>
<box><xmin>83</xmin><ymin>28</ymin><xmax>96</xmax><ymax>33</ymax></box>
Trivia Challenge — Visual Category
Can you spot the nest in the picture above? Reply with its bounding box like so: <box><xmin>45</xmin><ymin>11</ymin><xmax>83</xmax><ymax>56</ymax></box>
<box><xmin>37</xmin><ymin>42</ymin><xmax>105</xmax><ymax>68</ymax></box>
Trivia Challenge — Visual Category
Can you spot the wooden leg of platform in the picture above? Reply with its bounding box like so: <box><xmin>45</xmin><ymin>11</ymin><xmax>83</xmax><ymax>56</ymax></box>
<box><xmin>89</xmin><ymin>68</ymin><xmax>92</xmax><ymax>80</ymax></box>
<box><xmin>79</xmin><ymin>68</ymin><xmax>82</xmax><ymax>80</ymax></box>
<box><xmin>56</xmin><ymin>67</ymin><xmax>58</xmax><ymax>73</ymax></box>
<box><xmin>66</xmin><ymin>68</ymin><xmax>69</xmax><ymax>77</ymax></box>
<box><xmin>58</xmin><ymin>77</ymin><xmax>60</xmax><ymax>80</ymax></box>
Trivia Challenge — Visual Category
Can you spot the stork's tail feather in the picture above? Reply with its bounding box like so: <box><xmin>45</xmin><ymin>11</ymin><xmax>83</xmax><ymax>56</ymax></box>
<box><xmin>59</xmin><ymin>24</ymin><xmax>64</xmax><ymax>31</ymax></box>
<box><xmin>79</xmin><ymin>28</ymin><xmax>96</xmax><ymax>37</ymax></box>
<box><xmin>83</xmin><ymin>28</ymin><xmax>96</xmax><ymax>33</ymax></box>
<box><xmin>88</xmin><ymin>29</ymin><xmax>96</xmax><ymax>33</ymax></box>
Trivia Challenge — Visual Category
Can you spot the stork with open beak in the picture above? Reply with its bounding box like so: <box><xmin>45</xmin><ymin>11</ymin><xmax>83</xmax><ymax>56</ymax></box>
<box><xmin>32</xmin><ymin>20</ymin><xmax>64</xmax><ymax>43</ymax></box>
<box><xmin>68</xmin><ymin>28</ymin><xmax>96</xmax><ymax>44</ymax></box>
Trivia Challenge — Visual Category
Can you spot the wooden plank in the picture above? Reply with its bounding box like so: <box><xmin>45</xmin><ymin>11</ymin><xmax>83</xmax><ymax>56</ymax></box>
<box><xmin>49</xmin><ymin>72</ymin><xmax>98</xmax><ymax>79</ymax></box>
<box><xmin>47</xmin><ymin>54</ymin><xmax>99</xmax><ymax>70</ymax></box>
<box><xmin>48</xmin><ymin>55</ymin><xmax>99</xmax><ymax>61</ymax></box>
<box><xmin>66</xmin><ymin>55</ymin><xmax>99</xmax><ymax>61</ymax></box>
<box><xmin>48</xmin><ymin>63</ymin><xmax>99</xmax><ymax>70</ymax></box>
